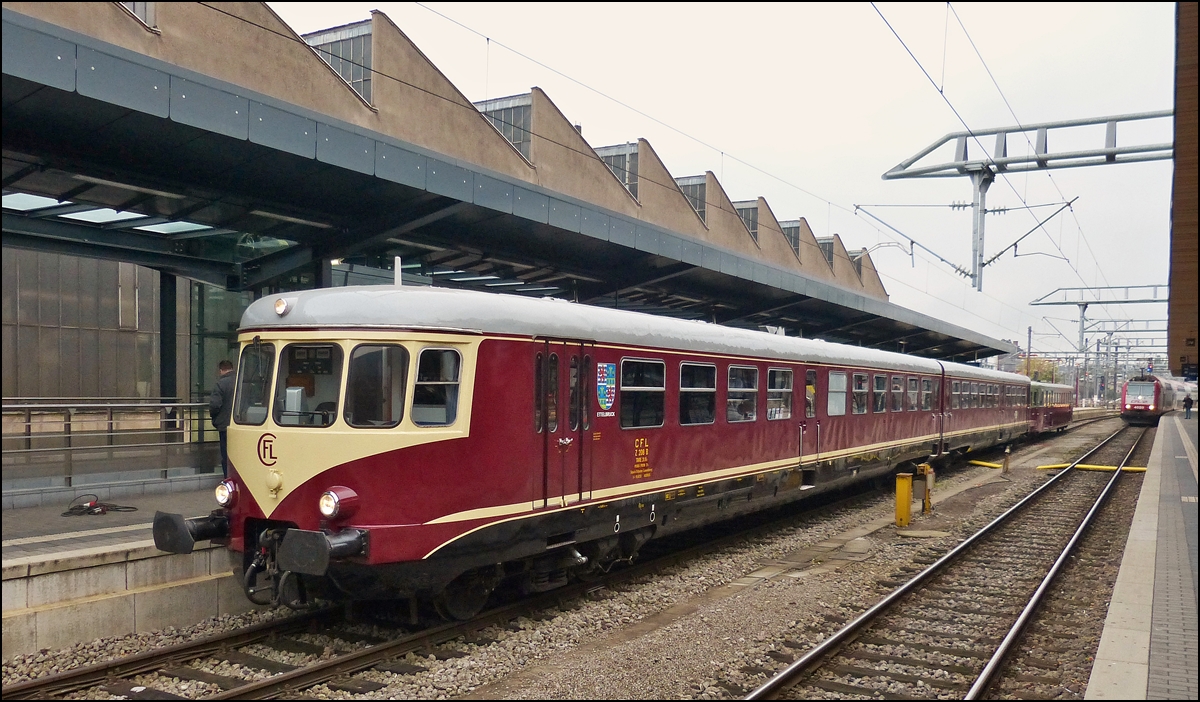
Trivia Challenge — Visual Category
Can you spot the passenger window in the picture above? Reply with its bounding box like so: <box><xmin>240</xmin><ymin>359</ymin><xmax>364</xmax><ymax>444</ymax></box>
<box><xmin>852</xmin><ymin>373</ymin><xmax>868</xmax><ymax>414</ymax></box>
<box><xmin>952</xmin><ymin>380</ymin><xmax>960</xmax><ymax>410</ymax></box>
<box><xmin>891</xmin><ymin>375</ymin><xmax>904</xmax><ymax>412</ymax></box>
<box><xmin>972</xmin><ymin>382</ymin><xmax>980</xmax><ymax>408</ymax></box>
<box><xmin>828</xmin><ymin>372</ymin><xmax>847</xmax><ymax>416</ymax></box>
<box><xmin>345</xmin><ymin>345</ymin><xmax>408</xmax><ymax>428</ymax></box>
<box><xmin>234</xmin><ymin>341</ymin><xmax>275</xmax><ymax>426</ymax></box>
<box><xmin>274</xmin><ymin>344</ymin><xmax>344</xmax><ymax>428</ymax></box>
<box><xmin>873</xmin><ymin>374</ymin><xmax>887</xmax><ymax>413</ymax></box>
<box><xmin>679</xmin><ymin>363</ymin><xmax>717</xmax><ymax>425</ymax></box>
<box><xmin>921</xmin><ymin>378</ymin><xmax>933</xmax><ymax>411</ymax></box>
<box><xmin>767</xmin><ymin>369</ymin><xmax>793</xmax><ymax>420</ymax></box>
<box><xmin>932</xmin><ymin>379</ymin><xmax>940</xmax><ymax>411</ymax></box>
<box><xmin>907</xmin><ymin>377</ymin><xmax>919</xmax><ymax>411</ymax></box>
<box><xmin>805</xmin><ymin>370</ymin><xmax>817</xmax><ymax>418</ymax></box>
<box><xmin>413</xmin><ymin>348</ymin><xmax>461</xmax><ymax>426</ymax></box>
<box><xmin>621</xmin><ymin>359</ymin><xmax>665</xmax><ymax>428</ymax></box>
<box><xmin>728</xmin><ymin>366</ymin><xmax>759</xmax><ymax>422</ymax></box>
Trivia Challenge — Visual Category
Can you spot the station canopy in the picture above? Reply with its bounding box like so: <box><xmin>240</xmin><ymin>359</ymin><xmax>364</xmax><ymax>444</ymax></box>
<box><xmin>1</xmin><ymin>5</ymin><xmax>1015</xmax><ymax>362</ymax></box>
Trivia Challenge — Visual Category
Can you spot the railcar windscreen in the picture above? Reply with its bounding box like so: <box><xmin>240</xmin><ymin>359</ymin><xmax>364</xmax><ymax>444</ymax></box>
<box><xmin>1125</xmin><ymin>382</ymin><xmax>1156</xmax><ymax>401</ymax></box>
<box><xmin>679</xmin><ymin>363</ymin><xmax>716</xmax><ymax>425</ymax></box>
<box><xmin>273</xmin><ymin>344</ymin><xmax>344</xmax><ymax>427</ymax></box>
<box><xmin>413</xmin><ymin>348</ymin><xmax>461</xmax><ymax>426</ymax></box>
<box><xmin>234</xmin><ymin>342</ymin><xmax>274</xmax><ymax>426</ymax></box>
<box><xmin>345</xmin><ymin>345</ymin><xmax>408</xmax><ymax>428</ymax></box>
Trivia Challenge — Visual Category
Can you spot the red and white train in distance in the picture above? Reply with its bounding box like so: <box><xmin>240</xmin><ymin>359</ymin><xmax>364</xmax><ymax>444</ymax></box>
<box><xmin>153</xmin><ymin>286</ymin><xmax>1070</xmax><ymax>619</ymax></box>
<box><xmin>1120</xmin><ymin>375</ymin><xmax>1190</xmax><ymax>425</ymax></box>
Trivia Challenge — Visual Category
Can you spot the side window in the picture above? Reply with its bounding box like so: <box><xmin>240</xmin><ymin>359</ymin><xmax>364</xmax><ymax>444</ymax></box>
<box><xmin>413</xmin><ymin>348</ymin><xmax>461</xmax><ymax>426</ymax></box>
<box><xmin>891</xmin><ymin>375</ymin><xmax>904</xmax><ymax>412</ymax></box>
<box><xmin>805</xmin><ymin>370</ymin><xmax>817</xmax><ymax>418</ymax></box>
<box><xmin>679</xmin><ymin>363</ymin><xmax>716</xmax><ymax>425</ymax></box>
<box><xmin>234</xmin><ymin>342</ymin><xmax>275</xmax><ymax>426</ymax></box>
<box><xmin>907</xmin><ymin>377</ymin><xmax>919</xmax><ymax>411</ymax></box>
<box><xmin>534</xmin><ymin>353</ymin><xmax>544</xmax><ymax>432</ymax></box>
<box><xmin>972</xmin><ymin>382</ymin><xmax>980</xmax><ymax>408</ymax></box>
<box><xmin>921</xmin><ymin>378</ymin><xmax>933</xmax><ymax>411</ymax></box>
<box><xmin>932</xmin><ymin>378</ymin><xmax>941</xmax><ymax>411</ymax></box>
<box><xmin>952</xmin><ymin>380</ymin><xmax>960</xmax><ymax>410</ymax></box>
<box><xmin>852</xmin><ymin>373</ymin><xmax>868</xmax><ymax>414</ymax></box>
<box><xmin>582</xmin><ymin>355</ymin><xmax>593</xmax><ymax>431</ymax></box>
<box><xmin>569</xmin><ymin>356</ymin><xmax>581</xmax><ymax>431</ymax></box>
<box><xmin>274</xmin><ymin>344</ymin><xmax>344</xmax><ymax>427</ymax></box>
<box><xmin>345</xmin><ymin>345</ymin><xmax>408</xmax><ymax>428</ymax></box>
<box><xmin>767</xmin><ymin>369</ymin><xmax>793</xmax><ymax>420</ymax></box>
<box><xmin>828</xmin><ymin>371</ymin><xmax>847</xmax><ymax>416</ymax></box>
<box><xmin>546</xmin><ymin>354</ymin><xmax>559</xmax><ymax>431</ymax></box>
<box><xmin>621</xmin><ymin>359</ymin><xmax>665</xmax><ymax>428</ymax></box>
<box><xmin>873</xmin><ymin>374</ymin><xmax>887</xmax><ymax>412</ymax></box>
<box><xmin>727</xmin><ymin>366</ymin><xmax>759</xmax><ymax>422</ymax></box>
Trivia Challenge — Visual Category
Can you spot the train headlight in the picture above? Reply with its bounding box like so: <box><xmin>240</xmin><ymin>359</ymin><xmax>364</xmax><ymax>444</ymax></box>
<box><xmin>318</xmin><ymin>486</ymin><xmax>359</xmax><ymax>520</ymax></box>
<box><xmin>1125</xmin><ymin>404</ymin><xmax>1131</xmax><ymax>409</ymax></box>
<box><xmin>214</xmin><ymin>479</ymin><xmax>237</xmax><ymax>507</ymax></box>
<box><xmin>274</xmin><ymin>298</ymin><xmax>290</xmax><ymax>316</ymax></box>
<box><xmin>1149</xmin><ymin>405</ymin><xmax>1155</xmax><ymax>411</ymax></box>
<box><xmin>319</xmin><ymin>491</ymin><xmax>340</xmax><ymax>518</ymax></box>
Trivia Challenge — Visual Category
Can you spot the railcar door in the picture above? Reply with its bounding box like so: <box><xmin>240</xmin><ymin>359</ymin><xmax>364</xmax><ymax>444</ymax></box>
<box><xmin>534</xmin><ymin>339</ymin><xmax>593</xmax><ymax>509</ymax></box>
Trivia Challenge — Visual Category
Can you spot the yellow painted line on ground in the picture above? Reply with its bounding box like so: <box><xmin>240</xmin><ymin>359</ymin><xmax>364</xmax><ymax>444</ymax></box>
<box><xmin>968</xmin><ymin>460</ymin><xmax>1004</xmax><ymax>469</ymax></box>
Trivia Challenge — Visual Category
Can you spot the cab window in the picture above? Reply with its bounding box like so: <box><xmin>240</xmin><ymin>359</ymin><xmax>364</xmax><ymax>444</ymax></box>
<box><xmin>345</xmin><ymin>345</ymin><xmax>408</xmax><ymax>428</ymax></box>
<box><xmin>234</xmin><ymin>341</ymin><xmax>274</xmax><ymax>426</ymax></box>
<box><xmin>413</xmin><ymin>348</ymin><xmax>461</xmax><ymax>426</ymax></box>
<box><xmin>274</xmin><ymin>344</ymin><xmax>344</xmax><ymax>427</ymax></box>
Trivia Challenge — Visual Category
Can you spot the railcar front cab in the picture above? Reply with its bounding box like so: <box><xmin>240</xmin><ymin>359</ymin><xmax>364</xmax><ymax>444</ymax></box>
<box><xmin>153</xmin><ymin>331</ymin><xmax>469</xmax><ymax>608</ymax></box>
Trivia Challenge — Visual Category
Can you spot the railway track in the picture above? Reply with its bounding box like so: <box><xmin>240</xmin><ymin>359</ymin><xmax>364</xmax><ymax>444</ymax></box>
<box><xmin>745</xmin><ymin>424</ymin><xmax>1146</xmax><ymax>700</ymax></box>
<box><xmin>2</xmin><ymin>473</ymin><xmax>898</xmax><ymax>700</ymax></box>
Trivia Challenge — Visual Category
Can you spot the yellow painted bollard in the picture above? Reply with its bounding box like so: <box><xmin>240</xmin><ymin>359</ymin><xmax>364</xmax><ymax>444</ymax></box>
<box><xmin>917</xmin><ymin>463</ymin><xmax>935</xmax><ymax>514</ymax></box>
<box><xmin>1003</xmin><ymin>446</ymin><xmax>1011</xmax><ymax>474</ymax></box>
<box><xmin>896</xmin><ymin>473</ymin><xmax>913</xmax><ymax>527</ymax></box>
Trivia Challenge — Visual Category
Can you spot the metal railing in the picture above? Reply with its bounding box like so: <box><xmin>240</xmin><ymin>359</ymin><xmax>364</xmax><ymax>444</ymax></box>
<box><xmin>2</xmin><ymin>399</ymin><xmax>220</xmax><ymax>486</ymax></box>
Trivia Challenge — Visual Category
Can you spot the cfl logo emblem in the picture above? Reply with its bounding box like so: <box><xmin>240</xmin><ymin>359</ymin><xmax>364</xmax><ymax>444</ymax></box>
<box><xmin>257</xmin><ymin>433</ymin><xmax>277</xmax><ymax>466</ymax></box>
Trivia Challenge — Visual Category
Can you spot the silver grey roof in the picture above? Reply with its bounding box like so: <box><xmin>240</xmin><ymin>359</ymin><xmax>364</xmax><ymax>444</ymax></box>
<box><xmin>243</xmin><ymin>286</ymin><xmax>1026</xmax><ymax>383</ymax></box>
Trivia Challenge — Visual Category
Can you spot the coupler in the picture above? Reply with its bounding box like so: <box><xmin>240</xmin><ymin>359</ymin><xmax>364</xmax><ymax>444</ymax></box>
<box><xmin>153</xmin><ymin>510</ymin><xmax>229</xmax><ymax>554</ymax></box>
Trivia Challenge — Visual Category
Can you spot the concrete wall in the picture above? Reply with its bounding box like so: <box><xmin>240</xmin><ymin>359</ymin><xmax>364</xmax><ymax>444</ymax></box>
<box><xmin>2</xmin><ymin>541</ymin><xmax>257</xmax><ymax>659</ymax></box>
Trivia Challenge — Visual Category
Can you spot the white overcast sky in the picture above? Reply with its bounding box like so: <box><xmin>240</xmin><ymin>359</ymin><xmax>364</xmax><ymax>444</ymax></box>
<box><xmin>269</xmin><ymin>2</ymin><xmax>1178</xmax><ymax>359</ymax></box>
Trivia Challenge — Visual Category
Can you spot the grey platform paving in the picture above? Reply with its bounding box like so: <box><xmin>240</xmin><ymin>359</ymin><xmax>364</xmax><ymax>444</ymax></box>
<box><xmin>1086</xmin><ymin>413</ymin><xmax>1198</xmax><ymax>700</ymax></box>
<box><xmin>2</xmin><ymin>486</ymin><xmax>220</xmax><ymax>562</ymax></box>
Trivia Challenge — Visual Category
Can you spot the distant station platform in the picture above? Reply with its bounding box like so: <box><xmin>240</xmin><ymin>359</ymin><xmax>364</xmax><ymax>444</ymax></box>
<box><xmin>1087</xmin><ymin>414</ymin><xmax>1198</xmax><ymax>700</ymax></box>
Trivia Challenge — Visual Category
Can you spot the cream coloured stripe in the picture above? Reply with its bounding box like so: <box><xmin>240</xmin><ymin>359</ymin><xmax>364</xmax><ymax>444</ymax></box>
<box><xmin>1</xmin><ymin>521</ymin><xmax>154</xmax><ymax>547</ymax></box>
<box><xmin>424</xmin><ymin>421</ymin><xmax>1025</xmax><ymax>527</ymax></box>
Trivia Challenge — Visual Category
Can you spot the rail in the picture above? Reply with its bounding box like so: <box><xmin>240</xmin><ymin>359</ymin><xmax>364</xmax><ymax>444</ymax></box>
<box><xmin>2</xmin><ymin>399</ymin><xmax>219</xmax><ymax>485</ymax></box>
<box><xmin>746</xmin><ymin>425</ymin><xmax>1136</xmax><ymax>700</ymax></box>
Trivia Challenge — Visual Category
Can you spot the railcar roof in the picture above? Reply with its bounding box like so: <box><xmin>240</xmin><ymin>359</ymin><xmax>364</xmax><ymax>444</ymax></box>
<box><xmin>242</xmin><ymin>286</ymin><xmax>1026</xmax><ymax>383</ymax></box>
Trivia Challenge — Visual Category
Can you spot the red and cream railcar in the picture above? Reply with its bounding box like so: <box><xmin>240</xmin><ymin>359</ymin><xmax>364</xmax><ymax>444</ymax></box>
<box><xmin>1028</xmin><ymin>381</ymin><xmax>1075</xmax><ymax>433</ymax></box>
<box><xmin>1121</xmin><ymin>376</ymin><xmax>1174</xmax><ymax>425</ymax></box>
<box><xmin>154</xmin><ymin>286</ymin><xmax>1033</xmax><ymax>618</ymax></box>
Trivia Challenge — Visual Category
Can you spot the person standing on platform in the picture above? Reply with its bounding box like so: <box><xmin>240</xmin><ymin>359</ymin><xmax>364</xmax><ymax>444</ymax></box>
<box><xmin>210</xmin><ymin>360</ymin><xmax>235</xmax><ymax>477</ymax></box>
<box><xmin>1184</xmin><ymin>394</ymin><xmax>1193</xmax><ymax>420</ymax></box>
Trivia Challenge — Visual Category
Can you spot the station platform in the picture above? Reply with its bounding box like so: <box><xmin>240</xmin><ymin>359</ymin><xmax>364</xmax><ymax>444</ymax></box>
<box><xmin>1</xmin><ymin>483</ymin><xmax>253</xmax><ymax>660</ymax></box>
<box><xmin>1087</xmin><ymin>413</ymin><xmax>1198</xmax><ymax>700</ymax></box>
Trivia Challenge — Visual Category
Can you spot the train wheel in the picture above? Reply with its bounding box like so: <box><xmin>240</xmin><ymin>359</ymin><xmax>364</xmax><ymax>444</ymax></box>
<box><xmin>433</xmin><ymin>569</ymin><xmax>494</xmax><ymax>621</ymax></box>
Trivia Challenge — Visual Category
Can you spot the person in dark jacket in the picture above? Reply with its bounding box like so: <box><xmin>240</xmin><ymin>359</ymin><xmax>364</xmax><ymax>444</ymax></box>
<box><xmin>210</xmin><ymin>360</ymin><xmax>235</xmax><ymax>477</ymax></box>
<box><xmin>1185</xmin><ymin>394</ymin><xmax>1193</xmax><ymax>420</ymax></box>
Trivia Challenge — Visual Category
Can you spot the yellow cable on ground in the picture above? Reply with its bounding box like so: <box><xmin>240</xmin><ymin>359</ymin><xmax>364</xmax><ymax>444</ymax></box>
<box><xmin>968</xmin><ymin>460</ymin><xmax>1004</xmax><ymax>469</ymax></box>
<box><xmin>1036</xmin><ymin>464</ymin><xmax>1071</xmax><ymax>470</ymax></box>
